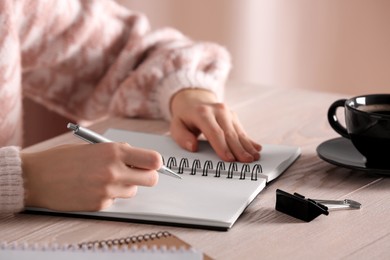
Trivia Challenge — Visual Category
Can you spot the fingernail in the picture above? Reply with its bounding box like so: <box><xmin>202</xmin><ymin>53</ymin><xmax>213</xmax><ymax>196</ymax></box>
<box><xmin>251</xmin><ymin>148</ymin><xmax>260</xmax><ymax>159</ymax></box>
<box><xmin>186</xmin><ymin>141</ymin><xmax>194</xmax><ymax>151</ymax></box>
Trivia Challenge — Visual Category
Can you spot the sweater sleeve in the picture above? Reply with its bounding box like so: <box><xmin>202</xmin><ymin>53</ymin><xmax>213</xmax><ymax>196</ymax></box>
<box><xmin>18</xmin><ymin>0</ymin><xmax>231</xmax><ymax>122</ymax></box>
<box><xmin>0</xmin><ymin>147</ymin><xmax>24</xmax><ymax>214</ymax></box>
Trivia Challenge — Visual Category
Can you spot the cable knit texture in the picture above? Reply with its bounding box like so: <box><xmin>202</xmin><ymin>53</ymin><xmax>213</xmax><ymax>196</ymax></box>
<box><xmin>0</xmin><ymin>0</ymin><xmax>231</xmax><ymax>213</ymax></box>
<box><xmin>0</xmin><ymin>147</ymin><xmax>23</xmax><ymax>213</ymax></box>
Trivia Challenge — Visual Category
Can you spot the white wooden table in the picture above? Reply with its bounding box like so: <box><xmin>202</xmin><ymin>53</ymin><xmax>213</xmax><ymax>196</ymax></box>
<box><xmin>1</xmin><ymin>82</ymin><xmax>389</xmax><ymax>259</ymax></box>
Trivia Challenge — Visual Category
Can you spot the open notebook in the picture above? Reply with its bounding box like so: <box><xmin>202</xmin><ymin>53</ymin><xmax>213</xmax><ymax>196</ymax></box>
<box><xmin>27</xmin><ymin>129</ymin><xmax>300</xmax><ymax>231</ymax></box>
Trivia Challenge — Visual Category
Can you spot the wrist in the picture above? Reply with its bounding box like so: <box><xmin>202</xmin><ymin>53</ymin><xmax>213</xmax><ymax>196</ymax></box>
<box><xmin>20</xmin><ymin>152</ymin><xmax>42</xmax><ymax>208</ymax></box>
<box><xmin>170</xmin><ymin>88</ymin><xmax>218</xmax><ymax>116</ymax></box>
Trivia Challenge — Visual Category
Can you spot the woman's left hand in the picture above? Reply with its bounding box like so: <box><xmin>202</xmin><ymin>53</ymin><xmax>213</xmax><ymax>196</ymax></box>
<box><xmin>169</xmin><ymin>88</ymin><xmax>261</xmax><ymax>163</ymax></box>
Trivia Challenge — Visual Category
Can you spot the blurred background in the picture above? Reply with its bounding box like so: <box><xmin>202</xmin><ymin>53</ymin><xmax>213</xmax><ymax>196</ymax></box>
<box><xmin>24</xmin><ymin>0</ymin><xmax>390</xmax><ymax>146</ymax></box>
<box><xmin>117</xmin><ymin>0</ymin><xmax>390</xmax><ymax>95</ymax></box>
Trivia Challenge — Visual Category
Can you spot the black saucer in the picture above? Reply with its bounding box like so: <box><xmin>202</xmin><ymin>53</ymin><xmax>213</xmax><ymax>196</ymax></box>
<box><xmin>316</xmin><ymin>137</ymin><xmax>390</xmax><ymax>175</ymax></box>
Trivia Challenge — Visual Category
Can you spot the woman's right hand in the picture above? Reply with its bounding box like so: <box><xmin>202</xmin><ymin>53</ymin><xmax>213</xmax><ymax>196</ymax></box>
<box><xmin>21</xmin><ymin>143</ymin><xmax>161</xmax><ymax>212</ymax></box>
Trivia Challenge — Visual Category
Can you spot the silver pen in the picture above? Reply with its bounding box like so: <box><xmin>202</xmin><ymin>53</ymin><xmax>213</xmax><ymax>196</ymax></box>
<box><xmin>67</xmin><ymin>123</ymin><xmax>182</xmax><ymax>179</ymax></box>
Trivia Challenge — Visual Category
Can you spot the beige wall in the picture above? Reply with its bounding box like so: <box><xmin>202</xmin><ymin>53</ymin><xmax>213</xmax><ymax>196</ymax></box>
<box><xmin>117</xmin><ymin>0</ymin><xmax>390</xmax><ymax>95</ymax></box>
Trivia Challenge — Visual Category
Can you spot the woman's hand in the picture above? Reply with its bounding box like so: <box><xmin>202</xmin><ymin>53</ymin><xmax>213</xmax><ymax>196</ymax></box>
<box><xmin>170</xmin><ymin>88</ymin><xmax>261</xmax><ymax>163</ymax></box>
<box><xmin>21</xmin><ymin>143</ymin><xmax>161</xmax><ymax>211</ymax></box>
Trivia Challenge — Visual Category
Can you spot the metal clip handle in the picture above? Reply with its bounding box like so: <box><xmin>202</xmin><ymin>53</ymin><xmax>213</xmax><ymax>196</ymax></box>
<box><xmin>312</xmin><ymin>199</ymin><xmax>361</xmax><ymax>210</ymax></box>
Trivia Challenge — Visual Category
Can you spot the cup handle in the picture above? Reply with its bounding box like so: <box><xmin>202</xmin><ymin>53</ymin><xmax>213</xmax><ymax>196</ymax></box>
<box><xmin>327</xmin><ymin>99</ymin><xmax>350</xmax><ymax>139</ymax></box>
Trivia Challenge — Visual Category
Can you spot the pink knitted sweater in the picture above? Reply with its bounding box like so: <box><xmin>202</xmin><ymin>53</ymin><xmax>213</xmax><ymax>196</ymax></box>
<box><xmin>0</xmin><ymin>0</ymin><xmax>231</xmax><ymax>213</ymax></box>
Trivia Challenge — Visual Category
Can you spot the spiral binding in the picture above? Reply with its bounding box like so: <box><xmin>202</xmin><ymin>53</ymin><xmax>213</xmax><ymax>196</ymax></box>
<box><xmin>77</xmin><ymin>231</ymin><xmax>171</xmax><ymax>250</ymax></box>
<box><xmin>163</xmin><ymin>156</ymin><xmax>262</xmax><ymax>181</ymax></box>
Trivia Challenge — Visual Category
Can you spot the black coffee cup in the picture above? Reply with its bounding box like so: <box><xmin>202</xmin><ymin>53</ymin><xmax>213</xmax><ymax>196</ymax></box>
<box><xmin>328</xmin><ymin>94</ymin><xmax>390</xmax><ymax>168</ymax></box>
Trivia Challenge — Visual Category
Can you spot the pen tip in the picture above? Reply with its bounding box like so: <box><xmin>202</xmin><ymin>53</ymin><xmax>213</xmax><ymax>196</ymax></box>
<box><xmin>161</xmin><ymin>167</ymin><xmax>182</xmax><ymax>179</ymax></box>
<box><xmin>167</xmin><ymin>169</ymin><xmax>182</xmax><ymax>179</ymax></box>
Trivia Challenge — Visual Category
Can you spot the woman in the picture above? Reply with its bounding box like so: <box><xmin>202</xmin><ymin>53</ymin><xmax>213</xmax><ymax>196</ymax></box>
<box><xmin>0</xmin><ymin>0</ymin><xmax>261</xmax><ymax>214</ymax></box>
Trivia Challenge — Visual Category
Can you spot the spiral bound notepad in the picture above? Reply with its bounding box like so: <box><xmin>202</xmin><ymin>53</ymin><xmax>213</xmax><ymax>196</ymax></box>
<box><xmin>0</xmin><ymin>231</ymin><xmax>206</xmax><ymax>260</ymax></box>
<box><xmin>27</xmin><ymin>129</ymin><xmax>300</xmax><ymax>231</ymax></box>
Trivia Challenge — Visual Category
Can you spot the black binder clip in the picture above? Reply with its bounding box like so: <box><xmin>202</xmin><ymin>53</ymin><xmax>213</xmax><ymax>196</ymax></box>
<box><xmin>275</xmin><ymin>189</ymin><xmax>361</xmax><ymax>222</ymax></box>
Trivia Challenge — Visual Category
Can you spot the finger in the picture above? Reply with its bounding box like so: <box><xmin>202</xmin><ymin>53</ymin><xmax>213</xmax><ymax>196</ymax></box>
<box><xmin>88</xmin><ymin>198</ymin><xmax>115</xmax><ymax>211</ymax></box>
<box><xmin>237</xmin><ymin>134</ymin><xmax>261</xmax><ymax>161</ymax></box>
<box><xmin>170</xmin><ymin>117</ymin><xmax>199</xmax><ymax>152</ymax></box>
<box><xmin>231</xmin><ymin>113</ymin><xmax>262</xmax><ymax>151</ymax></box>
<box><xmin>113</xmin><ymin>185</ymin><xmax>138</xmax><ymax>199</ymax></box>
<box><xmin>252</xmin><ymin>140</ymin><xmax>262</xmax><ymax>152</ymax></box>
<box><xmin>214</xmin><ymin>112</ymin><xmax>255</xmax><ymax>162</ymax></box>
<box><xmin>119</xmin><ymin>143</ymin><xmax>162</xmax><ymax>170</ymax></box>
<box><xmin>90</xmin><ymin>187</ymin><xmax>136</xmax><ymax>210</ymax></box>
<box><xmin>191</xmin><ymin>108</ymin><xmax>236</xmax><ymax>161</ymax></box>
<box><xmin>231</xmin><ymin>114</ymin><xmax>262</xmax><ymax>160</ymax></box>
<box><xmin>116</xmin><ymin>166</ymin><xmax>159</xmax><ymax>187</ymax></box>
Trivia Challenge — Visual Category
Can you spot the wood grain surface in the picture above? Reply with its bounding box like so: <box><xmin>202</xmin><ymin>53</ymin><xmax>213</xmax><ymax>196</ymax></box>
<box><xmin>1</xmin><ymin>82</ymin><xmax>389</xmax><ymax>259</ymax></box>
